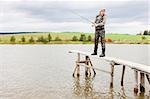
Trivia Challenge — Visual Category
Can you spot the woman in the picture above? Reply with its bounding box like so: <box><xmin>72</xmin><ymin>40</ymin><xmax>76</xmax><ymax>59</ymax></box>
<box><xmin>91</xmin><ymin>9</ymin><xmax>106</xmax><ymax>57</ymax></box>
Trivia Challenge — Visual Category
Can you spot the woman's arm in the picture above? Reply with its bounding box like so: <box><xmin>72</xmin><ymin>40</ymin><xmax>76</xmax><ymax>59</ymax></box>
<box><xmin>95</xmin><ymin>16</ymin><xmax>106</xmax><ymax>26</ymax></box>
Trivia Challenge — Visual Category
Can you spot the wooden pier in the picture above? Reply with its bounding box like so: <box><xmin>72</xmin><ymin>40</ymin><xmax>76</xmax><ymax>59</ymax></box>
<box><xmin>69</xmin><ymin>50</ymin><xmax>150</xmax><ymax>94</ymax></box>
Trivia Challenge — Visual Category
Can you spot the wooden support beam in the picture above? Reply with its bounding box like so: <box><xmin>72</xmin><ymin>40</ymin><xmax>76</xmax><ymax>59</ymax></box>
<box><xmin>73</xmin><ymin>53</ymin><xmax>80</xmax><ymax>77</ymax></box>
<box><xmin>121</xmin><ymin>65</ymin><xmax>126</xmax><ymax>86</ymax></box>
<box><xmin>77</xmin><ymin>63</ymin><xmax>111</xmax><ymax>74</ymax></box>
<box><xmin>76</xmin><ymin>53</ymin><xmax>80</xmax><ymax>77</ymax></box>
<box><xmin>146</xmin><ymin>74</ymin><xmax>150</xmax><ymax>84</ymax></box>
<box><xmin>134</xmin><ymin>70</ymin><xmax>138</xmax><ymax>94</ymax></box>
<box><xmin>88</xmin><ymin>57</ymin><xmax>96</xmax><ymax>76</ymax></box>
<box><xmin>85</xmin><ymin>56</ymin><xmax>89</xmax><ymax>77</ymax></box>
<box><xmin>110</xmin><ymin>62</ymin><xmax>115</xmax><ymax>88</ymax></box>
<box><xmin>73</xmin><ymin>65</ymin><xmax>77</xmax><ymax>77</ymax></box>
<box><xmin>140</xmin><ymin>72</ymin><xmax>145</xmax><ymax>93</ymax></box>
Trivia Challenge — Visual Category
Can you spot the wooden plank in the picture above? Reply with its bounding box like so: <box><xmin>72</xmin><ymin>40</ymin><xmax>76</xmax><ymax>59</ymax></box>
<box><xmin>69</xmin><ymin>50</ymin><xmax>150</xmax><ymax>74</ymax></box>
<box><xmin>77</xmin><ymin>63</ymin><xmax>111</xmax><ymax>74</ymax></box>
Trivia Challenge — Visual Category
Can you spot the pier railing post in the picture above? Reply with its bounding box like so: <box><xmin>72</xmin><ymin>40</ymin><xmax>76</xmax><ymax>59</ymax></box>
<box><xmin>121</xmin><ymin>65</ymin><xmax>126</xmax><ymax>86</ymax></box>
<box><xmin>110</xmin><ymin>62</ymin><xmax>115</xmax><ymax>88</ymax></box>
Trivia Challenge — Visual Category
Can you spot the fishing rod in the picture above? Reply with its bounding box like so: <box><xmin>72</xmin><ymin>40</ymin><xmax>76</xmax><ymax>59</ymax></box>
<box><xmin>69</xmin><ymin>10</ymin><xmax>95</xmax><ymax>25</ymax></box>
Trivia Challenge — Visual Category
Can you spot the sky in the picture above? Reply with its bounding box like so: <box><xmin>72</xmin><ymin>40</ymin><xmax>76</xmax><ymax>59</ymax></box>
<box><xmin>0</xmin><ymin>0</ymin><xmax>149</xmax><ymax>34</ymax></box>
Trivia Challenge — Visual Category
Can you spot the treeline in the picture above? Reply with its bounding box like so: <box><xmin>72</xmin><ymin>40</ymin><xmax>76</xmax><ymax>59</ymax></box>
<box><xmin>72</xmin><ymin>34</ymin><xmax>113</xmax><ymax>42</ymax></box>
<box><xmin>8</xmin><ymin>33</ymin><xmax>62</xmax><ymax>44</ymax></box>
<box><xmin>137</xmin><ymin>30</ymin><xmax>150</xmax><ymax>35</ymax></box>
<box><xmin>72</xmin><ymin>34</ymin><xmax>92</xmax><ymax>41</ymax></box>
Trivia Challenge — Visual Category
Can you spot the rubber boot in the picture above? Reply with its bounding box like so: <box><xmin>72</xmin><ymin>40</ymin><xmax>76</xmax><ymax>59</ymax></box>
<box><xmin>99</xmin><ymin>48</ymin><xmax>105</xmax><ymax>57</ymax></box>
<box><xmin>91</xmin><ymin>51</ymin><xmax>97</xmax><ymax>55</ymax></box>
<box><xmin>91</xmin><ymin>46</ymin><xmax>98</xmax><ymax>55</ymax></box>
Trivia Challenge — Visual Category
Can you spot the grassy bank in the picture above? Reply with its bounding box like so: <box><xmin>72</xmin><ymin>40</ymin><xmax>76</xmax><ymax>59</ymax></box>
<box><xmin>0</xmin><ymin>32</ymin><xmax>149</xmax><ymax>44</ymax></box>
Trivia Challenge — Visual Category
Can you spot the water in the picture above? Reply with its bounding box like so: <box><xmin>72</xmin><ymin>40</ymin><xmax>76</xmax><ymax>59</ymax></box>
<box><xmin>0</xmin><ymin>44</ymin><xmax>149</xmax><ymax>99</ymax></box>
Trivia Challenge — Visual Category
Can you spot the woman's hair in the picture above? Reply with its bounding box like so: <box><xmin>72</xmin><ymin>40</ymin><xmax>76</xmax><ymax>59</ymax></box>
<box><xmin>100</xmin><ymin>9</ymin><xmax>105</xmax><ymax>16</ymax></box>
<box><xmin>101</xmin><ymin>9</ymin><xmax>105</xmax><ymax>12</ymax></box>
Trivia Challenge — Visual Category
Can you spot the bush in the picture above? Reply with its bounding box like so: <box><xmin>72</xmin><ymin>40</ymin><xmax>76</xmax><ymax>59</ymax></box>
<box><xmin>48</xmin><ymin>33</ymin><xmax>52</xmax><ymax>42</ymax></box>
<box><xmin>10</xmin><ymin>36</ymin><xmax>16</xmax><ymax>42</ymax></box>
<box><xmin>21</xmin><ymin>36</ymin><xmax>26</xmax><ymax>42</ymax></box>
<box><xmin>143</xmin><ymin>30</ymin><xmax>149</xmax><ymax>35</ymax></box>
<box><xmin>87</xmin><ymin>35</ymin><xmax>92</xmax><ymax>41</ymax></box>
<box><xmin>79</xmin><ymin>34</ymin><xmax>86</xmax><ymax>41</ymax></box>
<box><xmin>72</xmin><ymin>36</ymin><xmax>78</xmax><ymax>41</ymax></box>
<box><xmin>29</xmin><ymin>36</ymin><xmax>34</xmax><ymax>43</ymax></box>
<box><xmin>107</xmin><ymin>38</ymin><xmax>113</xmax><ymax>42</ymax></box>
<box><xmin>54</xmin><ymin>36</ymin><xmax>62</xmax><ymax>41</ymax></box>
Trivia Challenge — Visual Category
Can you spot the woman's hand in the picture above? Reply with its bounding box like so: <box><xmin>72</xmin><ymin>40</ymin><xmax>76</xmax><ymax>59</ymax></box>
<box><xmin>92</xmin><ymin>22</ymin><xmax>97</xmax><ymax>27</ymax></box>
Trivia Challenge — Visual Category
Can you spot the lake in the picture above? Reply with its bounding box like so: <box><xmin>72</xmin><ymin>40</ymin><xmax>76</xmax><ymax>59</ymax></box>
<box><xmin>0</xmin><ymin>44</ymin><xmax>149</xmax><ymax>99</ymax></box>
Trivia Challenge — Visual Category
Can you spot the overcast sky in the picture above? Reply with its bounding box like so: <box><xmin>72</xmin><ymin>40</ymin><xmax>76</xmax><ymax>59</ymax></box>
<box><xmin>0</xmin><ymin>0</ymin><xmax>149</xmax><ymax>34</ymax></box>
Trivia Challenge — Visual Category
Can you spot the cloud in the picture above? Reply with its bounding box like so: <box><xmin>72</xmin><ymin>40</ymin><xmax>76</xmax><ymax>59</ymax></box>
<box><xmin>0</xmin><ymin>0</ymin><xmax>149</xmax><ymax>34</ymax></box>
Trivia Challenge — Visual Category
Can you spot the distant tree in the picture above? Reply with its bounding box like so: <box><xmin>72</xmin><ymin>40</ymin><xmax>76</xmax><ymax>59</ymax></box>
<box><xmin>79</xmin><ymin>34</ymin><xmax>86</xmax><ymax>41</ymax></box>
<box><xmin>143</xmin><ymin>30</ymin><xmax>148</xmax><ymax>35</ymax></box>
<box><xmin>72</xmin><ymin>36</ymin><xmax>78</xmax><ymax>41</ymax></box>
<box><xmin>10</xmin><ymin>36</ymin><xmax>16</xmax><ymax>42</ymax></box>
<box><xmin>21</xmin><ymin>36</ymin><xmax>26</xmax><ymax>42</ymax></box>
<box><xmin>48</xmin><ymin>33</ymin><xmax>52</xmax><ymax>42</ymax></box>
<box><xmin>54</xmin><ymin>36</ymin><xmax>62</xmax><ymax>41</ymax></box>
<box><xmin>29</xmin><ymin>36</ymin><xmax>34</xmax><ymax>43</ymax></box>
<box><xmin>87</xmin><ymin>35</ymin><xmax>92</xmax><ymax>41</ymax></box>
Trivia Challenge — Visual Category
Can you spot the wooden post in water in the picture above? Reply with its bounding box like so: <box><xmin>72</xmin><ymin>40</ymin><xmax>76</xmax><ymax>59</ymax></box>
<box><xmin>87</xmin><ymin>56</ymin><xmax>91</xmax><ymax>77</ymax></box>
<box><xmin>146</xmin><ymin>74</ymin><xmax>150</xmax><ymax>84</ymax></box>
<box><xmin>140</xmin><ymin>72</ymin><xmax>145</xmax><ymax>93</ymax></box>
<box><xmin>110</xmin><ymin>62</ymin><xmax>115</xmax><ymax>88</ymax></box>
<box><xmin>134</xmin><ymin>70</ymin><xmax>138</xmax><ymax>94</ymax></box>
<box><xmin>121</xmin><ymin>65</ymin><xmax>126</xmax><ymax>86</ymax></box>
<box><xmin>76</xmin><ymin>53</ymin><xmax>80</xmax><ymax>77</ymax></box>
<box><xmin>85</xmin><ymin>56</ymin><xmax>89</xmax><ymax>77</ymax></box>
<box><xmin>88</xmin><ymin>58</ymin><xmax>96</xmax><ymax>76</ymax></box>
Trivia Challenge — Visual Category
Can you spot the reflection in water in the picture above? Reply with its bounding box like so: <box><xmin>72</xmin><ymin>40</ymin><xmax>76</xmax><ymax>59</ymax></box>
<box><xmin>73</xmin><ymin>76</ymin><xmax>113</xmax><ymax>98</ymax></box>
<box><xmin>73</xmin><ymin>76</ymin><xmax>97</xmax><ymax>98</ymax></box>
<box><xmin>73</xmin><ymin>76</ymin><xmax>94</xmax><ymax>97</ymax></box>
<box><xmin>73</xmin><ymin>76</ymin><xmax>132</xmax><ymax>99</ymax></box>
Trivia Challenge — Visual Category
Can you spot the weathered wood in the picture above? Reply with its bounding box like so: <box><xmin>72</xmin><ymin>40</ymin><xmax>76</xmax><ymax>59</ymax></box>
<box><xmin>85</xmin><ymin>56</ymin><xmax>89</xmax><ymax>77</ymax></box>
<box><xmin>110</xmin><ymin>62</ymin><xmax>115</xmax><ymax>88</ymax></box>
<box><xmin>73</xmin><ymin>65</ymin><xmax>77</xmax><ymax>77</ymax></box>
<box><xmin>121</xmin><ymin>65</ymin><xmax>126</xmax><ymax>86</ymax></box>
<box><xmin>146</xmin><ymin>74</ymin><xmax>150</xmax><ymax>84</ymax></box>
<box><xmin>69</xmin><ymin>50</ymin><xmax>150</xmax><ymax>92</ymax></box>
<box><xmin>140</xmin><ymin>72</ymin><xmax>145</xmax><ymax>93</ymax></box>
<box><xmin>88</xmin><ymin>57</ymin><xmax>96</xmax><ymax>76</ymax></box>
<box><xmin>76</xmin><ymin>53</ymin><xmax>80</xmax><ymax>77</ymax></box>
<box><xmin>77</xmin><ymin>63</ymin><xmax>111</xmax><ymax>74</ymax></box>
<box><xmin>134</xmin><ymin>70</ymin><xmax>138</xmax><ymax>94</ymax></box>
<box><xmin>69</xmin><ymin>50</ymin><xmax>150</xmax><ymax>75</ymax></box>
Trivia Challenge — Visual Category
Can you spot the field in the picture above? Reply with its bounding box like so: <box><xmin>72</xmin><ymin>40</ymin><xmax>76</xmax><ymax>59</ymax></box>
<box><xmin>0</xmin><ymin>32</ymin><xmax>149</xmax><ymax>44</ymax></box>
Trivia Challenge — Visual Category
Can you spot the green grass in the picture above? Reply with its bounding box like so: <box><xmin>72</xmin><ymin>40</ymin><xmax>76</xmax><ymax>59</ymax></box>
<box><xmin>0</xmin><ymin>32</ymin><xmax>149</xmax><ymax>44</ymax></box>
